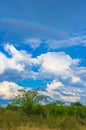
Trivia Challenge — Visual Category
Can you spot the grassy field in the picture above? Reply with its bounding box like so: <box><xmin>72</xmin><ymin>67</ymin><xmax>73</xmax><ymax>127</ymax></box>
<box><xmin>0</xmin><ymin>90</ymin><xmax>86</xmax><ymax>130</ymax></box>
<box><xmin>14</xmin><ymin>126</ymin><xmax>60</xmax><ymax>130</ymax></box>
<box><xmin>6</xmin><ymin>125</ymin><xmax>86</xmax><ymax>130</ymax></box>
<box><xmin>0</xmin><ymin>111</ymin><xmax>86</xmax><ymax>130</ymax></box>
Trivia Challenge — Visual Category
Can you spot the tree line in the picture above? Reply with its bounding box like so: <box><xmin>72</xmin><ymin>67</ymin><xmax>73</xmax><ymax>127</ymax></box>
<box><xmin>0</xmin><ymin>88</ymin><xmax>86</xmax><ymax>130</ymax></box>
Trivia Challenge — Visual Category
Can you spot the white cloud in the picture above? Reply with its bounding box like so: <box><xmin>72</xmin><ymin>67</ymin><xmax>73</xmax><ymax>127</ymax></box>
<box><xmin>0</xmin><ymin>44</ymin><xmax>26</xmax><ymax>74</ymax></box>
<box><xmin>72</xmin><ymin>76</ymin><xmax>80</xmax><ymax>83</ymax></box>
<box><xmin>0</xmin><ymin>80</ymin><xmax>85</xmax><ymax>104</ymax></box>
<box><xmin>37</xmin><ymin>52</ymin><xmax>79</xmax><ymax>73</ymax></box>
<box><xmin>0</xmin><ymin>79</ymin><xmax>85</xmax><ymax>103</ymax></box>
<box><xmin>0</xmin><ymin>44</ymin><xmax>86</xmax><ymax>84</ymax></box>
<box><xmin>24</xmin><ymin>35</ymin><xmax>86</xmax><ymax>50</ymax></box>
<box><xmin>0</xmin><ymin>81</ymin><xmax>23</xmax><ymax>99</ymax></box>
<box><xmin>23</xmin><ymin>34</ymin><xmax>86</xmax><ymax>50</ymax></box>
<box><xmin>0</xmin><ymin>44</ymin><xmax>37</xmax><ymax>76</ymax></box>
<box><xmin>4</xmin><ymin>43</ymin><xmax>32</xmax><ymax>62</ymax></box>
<box><xmin>0</xmin><ymin>44</ymin><xmax>86</xmax><ymax>104</ymax></box>
<box><xmin>45</xmin><ymin>35</ymin><xmax>86</xmax><ymax>49</ymax></box>
<box><xmin>0</xmin><ymin>52</ymin><xmax>7</xmax><ymax>74</ymax></box>
<box><xmin>36</xmin><ymin>52</ymin><xmax>81</xmax><ymax>84</ymax></box>
<box><xmin>25</xmin><ymin>38</ymin><xmax>42</xmax><ymax>49</ymax></box>
<box><xmin>60</xmin><ymin>95</ymin><xmax>80</xmax><ymax>102</ymax></box>
<box><xmin>46</xmin><ymin>80</ymin><xmax>63</xmax><ymax>91</ymax></box>
<box><xmin>42</xmin><ymin>80</ymin><xmax>86</xmax><ymax>103</ymax></box>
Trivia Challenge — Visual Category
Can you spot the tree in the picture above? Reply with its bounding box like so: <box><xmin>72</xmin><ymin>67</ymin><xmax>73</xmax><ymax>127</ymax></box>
<box><xmin>71</xmin><ymin>102</ymin><xmax>83</xmax><ymax>106</ymax></box>
<box><xmin>55</xmin><ymin>100</ymin><xmax>65</xmax><ymax>106</ymax></box>
<box><xmin>10</xmin><ymin>88</ymin><xmax>48</xmax><ymax>115</ymax></box>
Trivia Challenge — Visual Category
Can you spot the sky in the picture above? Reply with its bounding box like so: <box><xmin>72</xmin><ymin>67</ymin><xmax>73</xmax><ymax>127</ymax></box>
<box><xmin>0</xmin><ymin>0</ymin><xmax>86</xmax><ymax>105</ymax></box>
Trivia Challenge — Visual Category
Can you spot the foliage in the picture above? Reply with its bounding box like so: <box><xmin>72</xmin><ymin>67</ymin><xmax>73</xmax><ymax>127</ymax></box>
<box><xmin>0</xmin><ymin>89</ymin><xmax>86</xmax><ymax>130</ymax></box>
<box><xmin>71</xmin><ymin>102</ymin><xmax>83</xmax><ymax>106</ymax></box>
<box><xmin>10</xmin><ymin>88</ymin><xmax>48</xmax><ymax>115</ymax></box>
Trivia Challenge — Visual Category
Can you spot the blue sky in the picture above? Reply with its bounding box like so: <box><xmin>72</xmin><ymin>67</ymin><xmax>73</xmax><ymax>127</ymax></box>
<box><xmin>0</xmin><ymin>0</ymin><xmax>86</xmax><ymax>105</ymax></box>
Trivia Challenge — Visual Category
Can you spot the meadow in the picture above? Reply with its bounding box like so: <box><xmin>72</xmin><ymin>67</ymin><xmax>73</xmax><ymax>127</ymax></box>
<box><xmin>0</xmin><ymin>89</ymin><xmax>86</xmax><ymax>130</ymax></box>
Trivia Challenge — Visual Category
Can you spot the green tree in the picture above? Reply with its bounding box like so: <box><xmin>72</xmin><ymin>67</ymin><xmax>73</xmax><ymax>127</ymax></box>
<box><xmin>71</xmin><ymin>102</ymin><xmax>83</xmax><ymax>106</ymax></box>
<box><xmin>10</xmin><ymin>88</ymin><xmax>48</xmax><ymax>115</ymax></box>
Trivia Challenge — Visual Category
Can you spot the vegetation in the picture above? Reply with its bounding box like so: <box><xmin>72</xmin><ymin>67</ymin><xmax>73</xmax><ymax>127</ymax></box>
<box><xmin>0</xmin><ymin>89</ymin><xmax>86</xmax><ymax>130</ymax></box>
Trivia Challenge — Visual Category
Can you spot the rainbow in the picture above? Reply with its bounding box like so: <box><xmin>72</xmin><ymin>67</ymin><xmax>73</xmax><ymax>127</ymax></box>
<box><xmin>0</xmin><ymin>17</ymin><xmax>66</xmax><ymax>37</ymax></box>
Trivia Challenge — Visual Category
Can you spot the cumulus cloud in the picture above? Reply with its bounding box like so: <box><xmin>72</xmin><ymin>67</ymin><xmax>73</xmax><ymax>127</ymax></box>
<box><xmin>0</xmin><ymin>44</ymin><xmax>37</xmax><ymax>80</ymax></box>
<box><xmin>0</xmin><ymin>44</ymin><xmax>86</xmax><ymax>83</ymax></box>
<box><xmin>37</xmin><ymin>52</ymin><xmax>79</xmax><ymax>74</ymax></box>
<box><xmin>0</xmin><ymin>81</ymin><xmax>23</xmax><ymax>99</ymax></box>
<box><xmin>0</xmin><ymin>80</ymin><xmax>85</xmax><ymax>103</ymax></box>
<box><xmin>0</xmin><ymin>44</ymin><xmax>86</xmax><ymax>103</ymax></box>
<box><xmin>0</xmin><ymin>44</ymin><xmax>26</xmax><ymax>74</ymax></box>
<box><xmin>42</xmin><ymin>80</ymin><xmax>86</xmax><ymax>103</ymax></box>
<box><xmin>35</xmin><ymin>52</ymin><xmax>83</xmax><ymax>86</ymax></box>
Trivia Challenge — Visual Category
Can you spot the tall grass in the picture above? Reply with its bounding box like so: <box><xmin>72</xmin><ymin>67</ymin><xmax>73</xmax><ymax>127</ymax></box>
<box><xmin>0</xmin><ymin>89</ymin><xmax>86</xmax><ymax>130</ymax></box>
<box><xmin>0</xmin><ymin>110</ymin><xmax>85</xmax><ymax>130</ymax></box>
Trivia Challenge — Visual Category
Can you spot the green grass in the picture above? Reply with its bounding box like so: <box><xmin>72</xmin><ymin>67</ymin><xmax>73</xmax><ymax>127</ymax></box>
<box><xmin>11</xmin><ymin>126</ymin><xmax>86</xmax><ymax>130</ymax></box>
<box><xmin>0</xmin><ymin>89</ymin><xmax>86</xmax><ymax>130</ymax></box>
<box><xmin>0</xmin><ymin>111</ymin><xmax>86</xmax><ymax>130</ymax></box>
